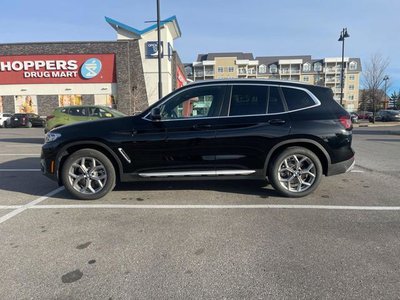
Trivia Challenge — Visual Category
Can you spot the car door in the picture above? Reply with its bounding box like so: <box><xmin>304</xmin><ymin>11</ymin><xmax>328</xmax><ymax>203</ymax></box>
<box><xmin>214</xmin><ymin>84</ymin><xmax>291</xmax><ymax>176</ymax></box>
<box><xmin>125</xmin><ymin>84</ymin><xmax>228</xmax><ymax>176</ymax></box>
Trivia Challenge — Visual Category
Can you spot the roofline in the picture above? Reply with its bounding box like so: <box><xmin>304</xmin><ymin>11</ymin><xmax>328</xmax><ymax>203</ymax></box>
<box><xmin>105</xmin><ymin>15</ymin><xmax>181</xmax><ymax>38</ymax></box>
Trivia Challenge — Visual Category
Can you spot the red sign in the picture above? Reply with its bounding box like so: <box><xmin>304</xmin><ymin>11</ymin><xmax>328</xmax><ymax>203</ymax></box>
<box><xmin>176</xmin><ymin>66</ymin><xmax>187</xmax><ymax>89</ymax></box>
<box><xmin>0</xmin><ymin>54</ymin><xmax>116</xmax><ymax>84</ymax></box>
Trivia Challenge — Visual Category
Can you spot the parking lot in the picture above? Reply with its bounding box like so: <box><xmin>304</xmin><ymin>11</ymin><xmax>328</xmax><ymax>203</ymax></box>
<box><xmin>1</xmin><ymin>126</ymin><xmax>400</xmax><ymax>299</ymax></box>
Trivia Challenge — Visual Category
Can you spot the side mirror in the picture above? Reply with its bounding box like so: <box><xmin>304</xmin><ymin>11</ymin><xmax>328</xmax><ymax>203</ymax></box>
<box><xmin>151</xmin><ymin>108</ymin><xmax>161</xmax><ymax>121</ymax></box>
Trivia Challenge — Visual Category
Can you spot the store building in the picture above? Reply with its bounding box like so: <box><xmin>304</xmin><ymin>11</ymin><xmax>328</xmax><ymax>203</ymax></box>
<box><xmin>0</xmin><ymin>16</ymin><xmax>187</xmax><ymax>116</ymax></box>
<box><xmin>185</xmin><ymin>53</ymin><xmax>362</xmax><ymax>111</ymax></box>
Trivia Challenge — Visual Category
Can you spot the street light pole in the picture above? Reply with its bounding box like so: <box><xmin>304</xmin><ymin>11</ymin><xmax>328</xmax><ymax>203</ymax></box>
<box><xmin>383</xmin><ymin>75</ymin><xmax>389</xmax><ymax>109</ymax></box>
<box><xmin>338</xmin><ymin>28</ymin><xmax>350</xmax><ymax>107</ymax></box>
<box><xmin>157</xmin><ymin>0</ymin><xmax>162</xmax><ymax>99</ymax></box>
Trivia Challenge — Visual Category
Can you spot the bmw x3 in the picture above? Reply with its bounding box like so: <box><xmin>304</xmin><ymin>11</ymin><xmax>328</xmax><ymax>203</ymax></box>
<box><xmin>41</xmin><ymin>79</ymin><xmax>355</xmax><ymax>200</ymax></box>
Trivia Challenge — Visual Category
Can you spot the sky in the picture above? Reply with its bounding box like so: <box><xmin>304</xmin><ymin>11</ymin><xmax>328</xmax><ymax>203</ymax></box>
<box><xmin>1</xmin><ymin>0</ymin><xmax>399</xmax><ymax>93</ymax></box>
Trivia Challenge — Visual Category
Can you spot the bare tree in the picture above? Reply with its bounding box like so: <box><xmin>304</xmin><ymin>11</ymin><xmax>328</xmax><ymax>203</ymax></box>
<box><xmin>361</xmin><ymin>53</ymin><xmax>390</xmax><ymax>123</ymax></box>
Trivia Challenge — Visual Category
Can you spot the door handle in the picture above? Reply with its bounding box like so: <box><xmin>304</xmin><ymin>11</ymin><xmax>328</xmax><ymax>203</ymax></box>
<box><xmin>192</xmin><ymin>124</ymin><xmax>212</xmax><ymax>130</ymax></box>
<box><xmin>268</xmin><ymin>119</ymin><xmax>286</xmax><ymax>125</ymax></box>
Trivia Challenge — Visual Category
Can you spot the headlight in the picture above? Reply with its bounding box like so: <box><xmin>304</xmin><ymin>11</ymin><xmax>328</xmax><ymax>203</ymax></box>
<box><xmin>45</xmin><ymin>132</ymin><xmax>62</xmax><ymax>143</ymax></box>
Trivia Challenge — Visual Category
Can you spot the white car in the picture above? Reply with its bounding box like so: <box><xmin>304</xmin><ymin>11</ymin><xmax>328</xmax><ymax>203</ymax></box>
<box><xmin>0</xmin><ymin>113</ymin><xmax>12</xmax><ymax>127</ymax></box>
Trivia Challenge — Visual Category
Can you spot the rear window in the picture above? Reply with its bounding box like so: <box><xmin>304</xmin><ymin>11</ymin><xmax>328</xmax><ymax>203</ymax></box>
<box><xmin>282</xmin><ymin>87</ymin><xmax>316</xmax><ymax>111</ymax></box>
<box><xmin>229</xmin><ymin>85</ymin><xmax>268</xmax><ymax>116</ymax></box>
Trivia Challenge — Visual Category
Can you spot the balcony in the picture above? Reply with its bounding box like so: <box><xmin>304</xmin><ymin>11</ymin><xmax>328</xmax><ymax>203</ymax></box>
<box><xmin>204</xmin><ymin>70</ymin><xmax>214</xmax><ymax>76</ymax></box>
<box><xmin>238</xmin><ymin>69</ymin><xmax>247</xmax><ymax>75</ymax></box>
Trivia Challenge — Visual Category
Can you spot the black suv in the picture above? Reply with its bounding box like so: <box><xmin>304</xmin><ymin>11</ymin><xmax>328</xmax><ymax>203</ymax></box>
<box><xmin>8</xmin><ymin>113</ymin><xmax>45</xmax><ymax>128</ymax></box>
<box><xmin>41</xmin><ymin>80</ymin><xmax>355</xmax><ymax>200</ymax></box>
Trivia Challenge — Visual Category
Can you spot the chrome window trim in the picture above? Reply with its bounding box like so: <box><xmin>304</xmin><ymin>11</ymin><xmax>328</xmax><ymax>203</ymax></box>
<box><xmin>143</xmin><ymin>82</ymin><xmax>321</xmax><ymax>122</ymax></box>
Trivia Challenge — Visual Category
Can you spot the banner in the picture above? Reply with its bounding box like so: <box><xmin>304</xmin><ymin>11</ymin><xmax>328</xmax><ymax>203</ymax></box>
<box><xmin>58</xmin><ymin>95</ymin><xmax>82</xmax><ymax>107</ymax></box>
<box><xmin>0</xmin><ymin>54</ymin><xmax>116</xmax><ymax>85</ymax></box>
<box><xmin>14</xmin><ymin>95</ymin><xmax>38</xmax><ymax>114</ymax></box>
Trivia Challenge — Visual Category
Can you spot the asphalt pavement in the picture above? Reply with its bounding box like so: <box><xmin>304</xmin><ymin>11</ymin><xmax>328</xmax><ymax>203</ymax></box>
<box><xmin>0</xmin><ymin>126</ymin><xmax>399</xmax><ymax>299</ymax></box>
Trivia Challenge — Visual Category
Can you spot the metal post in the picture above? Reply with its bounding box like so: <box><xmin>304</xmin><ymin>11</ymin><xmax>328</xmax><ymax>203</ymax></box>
<box><xmin>338</xmin><ymin>28</ymin><xmax>349</xmax><ymax>107</ymax></box>
<box><xmin>383</xmin><ymin>75</ymin><xmax>389</xmax><ymax>109</ymax></box>
<box><xmin>340</xmin><ymin>33</ymin><xmax>345</xmax><ymax>106</ymax></box>
<box><xmin>157</xmin><ymin>0</ymin><xmax>162</xmax><ymax>99</ymax></box>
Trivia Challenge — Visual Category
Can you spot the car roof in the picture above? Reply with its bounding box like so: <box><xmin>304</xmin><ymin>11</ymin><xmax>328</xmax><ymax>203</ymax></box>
<box><xmin>186</xmin><ymin>78</ymin><xmax>330</xmax><ymax>90</ymax></box>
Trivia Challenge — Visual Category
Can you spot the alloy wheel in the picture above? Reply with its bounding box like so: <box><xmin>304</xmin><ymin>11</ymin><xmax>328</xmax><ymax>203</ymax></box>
<box><xmin>68</xmin><ymin>157</ymin><xmax>108</xmax><ymax>195</ymax></box>
<box><xmin>277</xmin><ymin>154</ymin><xmax>316</xmax><ymax>193</ymax></box>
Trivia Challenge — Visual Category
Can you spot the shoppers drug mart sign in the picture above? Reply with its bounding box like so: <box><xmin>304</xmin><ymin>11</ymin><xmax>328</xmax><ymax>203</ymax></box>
<box><xmin>0</xmin><ymin>54</ymin><xmax>116</xmax><ymax>84</ymax></box>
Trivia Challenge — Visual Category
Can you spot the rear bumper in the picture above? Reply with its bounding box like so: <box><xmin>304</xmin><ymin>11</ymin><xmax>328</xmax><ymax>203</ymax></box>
<box><xmin>327</xmin><ymin>156</ymin><xmax>355</xmax><ymax>176</ymax></box>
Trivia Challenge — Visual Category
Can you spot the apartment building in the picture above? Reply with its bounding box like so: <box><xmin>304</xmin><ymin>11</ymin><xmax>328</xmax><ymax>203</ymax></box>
<box><xmin>185</xmin><ymin>53</ymin><xmax>361</xmax><ymax>111</ymax></box>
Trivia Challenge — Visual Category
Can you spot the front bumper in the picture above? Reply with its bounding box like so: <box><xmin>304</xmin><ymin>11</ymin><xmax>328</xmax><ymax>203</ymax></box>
<box><xmin>327</xmin><ymin>156</ymin><xmax>355</xmax><ymax>176</ymax></box>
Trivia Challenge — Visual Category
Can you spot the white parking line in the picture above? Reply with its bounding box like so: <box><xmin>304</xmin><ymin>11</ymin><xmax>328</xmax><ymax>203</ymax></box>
<box><xmin>0</xmin><ymin>169</ymin><xmax>41</xmax><ymax>172</ymax></box>
<box><xmin>0</xmin><ymin>205</ymin><xmax>23</xmax><ymax>209</ymax></box>
<box><xmin>0</xmin><ymin>187</ymin><xmax>64</xmax><ymax>224</ymax></box>
<box><xmin>351</xmin><ymin>170</ymin><xmax>365</xmax><ymax>173</ymax></box>
<box><xmin>0</xmin><ymin>154</ymin><xmax>39</xmax><ymax>156</ymax></box>
<box><xmin>31</xmin><ymin>204</ymin><xmax>400</xmax><ymax>211</ymax></box>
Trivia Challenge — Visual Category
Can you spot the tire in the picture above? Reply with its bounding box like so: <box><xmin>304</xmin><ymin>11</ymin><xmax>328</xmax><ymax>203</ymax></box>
<box><xmin>61</xmin><ymin>148</ymin><xmax>116</xmax><ymax>200</ymax></box>
<box><xmin>268</xmin><ymin>147</ymin><xmax>323</xmax><ymax>198</ymax></box>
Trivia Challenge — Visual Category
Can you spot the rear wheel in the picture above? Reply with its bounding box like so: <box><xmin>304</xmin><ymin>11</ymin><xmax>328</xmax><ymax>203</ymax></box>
<box><xmin>268</xmin><ymin>147</ymin><xmax>323</xmax><ymax>198</ymax></box>
<box><xmin>61</xmin><ymin>149</ymin><xmax>116</xmax><ymax>200</ymax></box>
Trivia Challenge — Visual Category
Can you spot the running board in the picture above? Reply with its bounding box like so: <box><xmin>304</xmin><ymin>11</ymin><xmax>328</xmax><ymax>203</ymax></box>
<box><xmin>138</xmin><ymin>170</ymin><xmax>256</xmax><ymax>178</ymax></box>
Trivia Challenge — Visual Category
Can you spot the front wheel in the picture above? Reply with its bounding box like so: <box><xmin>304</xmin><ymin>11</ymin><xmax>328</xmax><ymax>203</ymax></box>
<box><xmin>61</xmin><ymin>149</ymin><xmax>116</xmax><ymax>200</ymax></box>
<box><xmin>268</xmin><ymin>147</ymin><xmax>323</xmax><ymax>198</ymax></box>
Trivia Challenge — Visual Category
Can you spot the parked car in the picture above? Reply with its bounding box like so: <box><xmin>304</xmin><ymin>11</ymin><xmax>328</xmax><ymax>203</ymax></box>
<box><xmin>0</xmin><ymin>113</ymin><xmax>12</xmax><ymax>127</ymax></box>
<box><xmin>357</xmin><ymin>111</ymin><xmax>371</xmax><ymax>119</ymax></box>
<box><xmin>41</xmin><ymin>79</ymin><xmax>355</xmax><ymax>200</ymax></box>
<box><xmin>45</xmin><ymin>105</ymin><xmax>126</xmax><ymax>133</ymax></box>
<box><xmin>8</xmin><ymin>113</ymin><xmax>45</xmax><ymax>128</ymax></box>
<box><xmin>370</xmin><ymin>110</ymin><xmax>400</xmax><ymax>122</ymax></box>
<box><xmin>350</xmin><ymin>112</ymin><xmax>358</xmax><ymax>123</ymax></box>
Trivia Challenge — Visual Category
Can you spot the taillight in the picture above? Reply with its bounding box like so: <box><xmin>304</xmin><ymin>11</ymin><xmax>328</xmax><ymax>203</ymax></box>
<box><xmin>339</xmin><ymin>115</ymin><xmax>352</xmax><ymax>129</ymax></box>
<box><xmin>46</xmin><ymin>115</ymin><xmax>54</xmax><ymax>121</ymax></box>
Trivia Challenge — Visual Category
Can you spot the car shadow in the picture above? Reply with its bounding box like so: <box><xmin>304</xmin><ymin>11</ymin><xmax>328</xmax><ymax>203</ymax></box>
<box><xmin>0</xmin><ymin>138</ymin><xmax>44</xmax><ymax>144</ymax></box>
<box><xmin>0</xmin><ymin>157</ymin><xmax>282</xmax><ymax>200</ymax></box>
<box><xmin>114</xmin><ymin>180</ymin><xmax>280</xmax><ymax>198</ymax></box>
<box><xmin>0</xmin><ymin>157</ymin><xmax>56</xmax><ymax>197</ymax></box>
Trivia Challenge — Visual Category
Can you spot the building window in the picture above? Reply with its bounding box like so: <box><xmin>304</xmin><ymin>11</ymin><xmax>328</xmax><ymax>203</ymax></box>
<box><xmin>217</xmin><ymin>67</ymin><xmax>223</xmax><ymax>73</ymax></box>
<box><xmin>184</xmin><ymin>66</ymin><xmax>193</xmax><ymax>76</ymax></box>
<box><xmin>269</xmin><ymin>64</ymin><xmax>278</xmax><ymax>73</ymax></box>
<box><xmin>303</xmin><ymin>63</ymin><xmax>311</xmax><ymax>72</ymax></box>
<box><xmin>228</xmin><ymin>66</ymin><xmax>234</xmax><ymax>73</ymax></box>
<box><xmin>303</xmin><ymin>76</ymin><xmax>309</xmax><ymax>82</ymax></box>
<box><xmin>349</xmin><ymin>95</ymin><xmax>354</xmax><ymax>101</ymax></box>
<box><xmin>314</xmin><ymin>62</ymin><xmax>322</xmax><ymax>72</ymax></box>
<box><xmin>349</xmin><ymin>84</ymin><xmax>355</xmax><ymax>90</ymax></box>
<box><xmin>259</xmin><ymin>64</ymin><xmax>267</xmax><ymax>74</ymax></box>
<box><xmin>349</xmin><ymin>74</ymin><xmax>355</xmax><ymax>80</ymax></box>
<box><xmin>349</xmin><ymin>61</ymin><xmax>357</xmax><ymax>71</ymax></box>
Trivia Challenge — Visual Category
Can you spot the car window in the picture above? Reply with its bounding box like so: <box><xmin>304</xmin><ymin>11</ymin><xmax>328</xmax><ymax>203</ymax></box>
<box><xmin>282</xmin><ymin>87</ymin><xmax>316</xmax><ymax>111</ymax></box>
<box><xmin>68</xmin><ymin>107</ymin><xmax>87</xmax><ymax>117</ymax></box>
<box><xmin>268</xmin><ymin>86</ymin><xmax>285</xmax><ymax>114</ymax></box>
<box><xmin>229</xmin><ymin>85</ymin><xmax>268</xmax><ymax>116</ymax></box>
<box><xmin>159</xmin><ymin>85</ymin><xmax>226</xmax><ymax>120</ymax></box>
